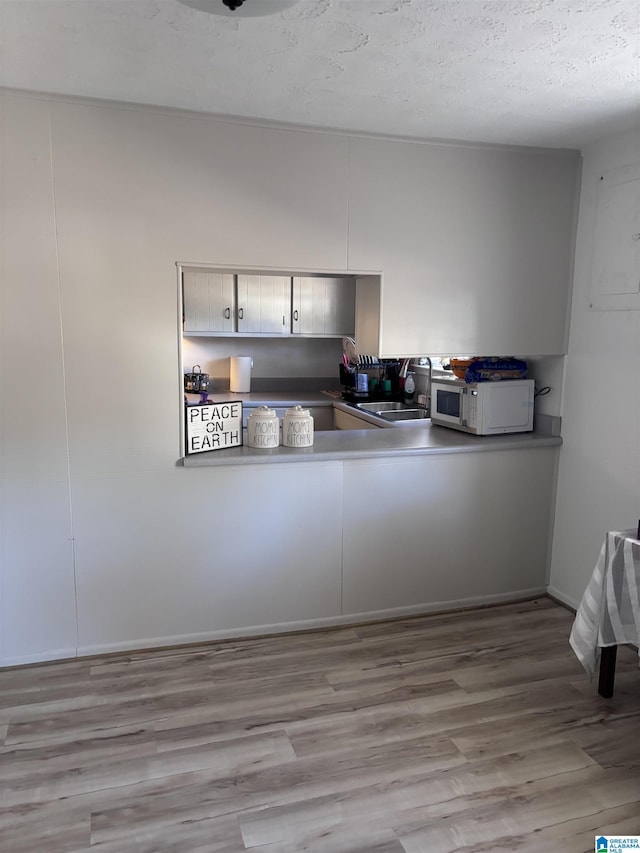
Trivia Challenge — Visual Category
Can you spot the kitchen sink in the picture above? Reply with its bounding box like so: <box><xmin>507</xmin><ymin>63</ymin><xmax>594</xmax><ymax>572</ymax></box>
<box><xmin>355</xmin><ymin>401</ymin><xmax>416</xmax><ymax>413</ymax></box>
<box><xmin>351</xmin><ymin>400</ymin><xmax>430</xmax><ymax>423</ymax></box>
<box><xmin>378</xmin><ymin>409</ymin><xmax>429</xmax><ymax>422</ymax></box>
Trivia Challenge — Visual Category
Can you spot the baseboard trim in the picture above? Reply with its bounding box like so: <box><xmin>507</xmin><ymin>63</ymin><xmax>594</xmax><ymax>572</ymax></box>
<box><xmin>546</xmin><ymin>585</ymin><xmax>578</xmax><ymax>612</ymax></box>
<box><xmin>75</xmin><ymin>587</ymin><xmax>548</xmax><ymax>659</ymax></box>
<box><xmin>1</xmin><ymin>587</ymin><xmax>549</xmax><ymax>668</ymax></box>
<box><xmin>0</xmin><ymin>646</ymin><xmax>78</xmax><ymax>670</ymax></box>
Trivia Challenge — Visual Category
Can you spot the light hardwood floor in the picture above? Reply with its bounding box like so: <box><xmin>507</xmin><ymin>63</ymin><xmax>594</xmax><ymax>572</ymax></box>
<box><xmin>1</xmin><ymin>597</ymin><xmax>639</xmax><ymax>852</ymax></box>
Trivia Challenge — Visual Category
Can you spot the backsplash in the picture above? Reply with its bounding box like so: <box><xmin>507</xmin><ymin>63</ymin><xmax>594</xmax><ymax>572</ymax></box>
<box><xmin>183</xmin><ymin>336</ymin><xmax>344</xmax><ymax>384</ymax></box>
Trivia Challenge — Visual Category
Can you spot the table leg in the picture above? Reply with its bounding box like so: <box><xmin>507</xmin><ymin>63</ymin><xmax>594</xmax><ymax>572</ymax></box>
<box><xmin>598</xmin><ymin>645</ymin><xmax>618</xmax><ymax>698</ymax></box>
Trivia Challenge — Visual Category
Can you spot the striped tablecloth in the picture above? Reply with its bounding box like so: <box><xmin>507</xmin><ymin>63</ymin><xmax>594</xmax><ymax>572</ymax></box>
<box><xmin>570</xmin><ymin>529</ymin><xmax>640</xmax><ymax>680</ymax></box>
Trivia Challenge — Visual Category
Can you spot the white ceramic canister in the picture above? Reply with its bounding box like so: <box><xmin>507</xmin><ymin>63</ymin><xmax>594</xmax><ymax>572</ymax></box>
<box><xmin>246</xmin><ymin>405</ymin><xmax>280</xmax><ymax>449</ymax></box>
<box><xmin>282</xmin><ymin>405</ymin><xmax>314</xmax><ymax>448</ymax></box>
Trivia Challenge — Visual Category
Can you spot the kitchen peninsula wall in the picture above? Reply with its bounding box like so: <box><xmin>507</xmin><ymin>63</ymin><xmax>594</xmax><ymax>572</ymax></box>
<box><xmin>2</xmin><ymin>89</ymin><xmax>579</xmax><ymax>665</ymax></box>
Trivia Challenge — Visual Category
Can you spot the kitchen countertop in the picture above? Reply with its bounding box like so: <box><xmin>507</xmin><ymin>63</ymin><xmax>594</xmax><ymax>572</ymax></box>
<box><xmin>182</xmin><ymin>416</ymin><xmax>561</xmax><ymax>467</ymax></box>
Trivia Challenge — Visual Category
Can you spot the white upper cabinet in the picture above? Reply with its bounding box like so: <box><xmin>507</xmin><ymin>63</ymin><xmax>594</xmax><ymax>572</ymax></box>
<box><xmin>236</xmin><ymin>274</ymin><xmax>291</xmax><ymax>335</ymax></box>
<box><xmin>182</xmin><ymin>270</ymin><xmax>235</xmax><ymax>333</ymax></box>
<box><xmin>182</xmin><ymin>270</ymin><xmax>357</xmax><ymax>337</ymax></box>
<box><xmin>347</xmin><ymin>137</ymin><xmax>580</xmax><ymax>356</ymax></box>
<box><xmin>292</xmin><ymin>276</ymin><xmax>355</xmax><ymax>336</ymax></box>
<box><xmin>182</xmin><ymin>270</ymin><xmax>290</xmax><ymax>336</ymax></box>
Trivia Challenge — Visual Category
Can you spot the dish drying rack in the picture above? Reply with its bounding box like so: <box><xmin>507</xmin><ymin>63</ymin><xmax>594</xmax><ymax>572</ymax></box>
<box><xmin>340</xmin><ymin>358</ymin><xmax>402</xmax><ymax>401</ymax></box>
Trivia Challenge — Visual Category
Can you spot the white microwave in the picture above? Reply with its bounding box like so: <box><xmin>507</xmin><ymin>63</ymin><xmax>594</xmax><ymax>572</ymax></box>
<box><xmin>430</xmin><ymin>378</ymin><xmax>535</xmax><ymax>435</ymax></box>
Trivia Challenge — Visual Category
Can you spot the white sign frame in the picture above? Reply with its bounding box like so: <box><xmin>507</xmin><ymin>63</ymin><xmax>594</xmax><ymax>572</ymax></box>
<box><xmin>185</xmin><ymin>401</ymin><xmax>243</xmax><ymax>455</ymax></box>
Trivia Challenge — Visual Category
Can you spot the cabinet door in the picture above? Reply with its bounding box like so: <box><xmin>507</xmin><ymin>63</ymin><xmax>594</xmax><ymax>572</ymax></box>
<box><xmin>237</xmin><ymin>275</ymin><xmax>290</xmax><ymax>335</ymax></box>
<box><xmin>292</xmin><ymin>277</ymin><xmax>355</xmax><ymax>336</ymax></box>
<box><xmin>333</xmin><ymin>408</ymin><xmax>381</xmax><ymax>430</ymax></box>
<box><xmin>307</xmin><ymin>406</ymin><xmax>335</xmax><ymax>431</ymax></box>
<box><xmin>183</xmin><ymin>270</ymin><xmax>235</xmax><ymax>333</ymax></box>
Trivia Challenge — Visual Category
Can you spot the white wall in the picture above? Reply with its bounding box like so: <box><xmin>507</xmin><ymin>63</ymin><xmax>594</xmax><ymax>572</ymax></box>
<box><xmin>0</xmin><ymin>91</ymin><xmax>351</xmax><ymax>664</ymax></box>
<box><xmin>348</xmin><ymin>137</ymin><xmax>579</xmax><ymax>356</ymax></box>
<box><xmin>548</xmin><ymin>125</ymin><xmax>640</xmax><ymax>608</ymax></box>
<box><xmin>1</xmin><ymin>90</ymin><xmax>574</xmax><ymax>665</ymax></box>
<box><xmin>0</xmin><ymin>96</ymin><xmax>78</xmax><ymax>664</ymax></box>
<box><xmin>342</xmin><ymin>450</ymin><xmax>555</xmax><ymax>614</ymax></box>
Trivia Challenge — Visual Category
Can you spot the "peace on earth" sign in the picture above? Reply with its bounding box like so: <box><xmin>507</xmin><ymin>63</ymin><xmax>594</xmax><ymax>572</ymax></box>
<box><xmin>185</xmin><ymin>402</ymin><xmax>243</xmax><ymax>454</ymax></box>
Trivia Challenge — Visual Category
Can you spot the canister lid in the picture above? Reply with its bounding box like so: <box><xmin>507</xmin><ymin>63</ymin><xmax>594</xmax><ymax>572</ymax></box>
<box><xmin>284</xmin><ymin>405</ymin><xmax>311</xmax><ymax>418</ymax></box>
<box><xmin>248</xmin><ymin>405</ymin><xmax>277</xmax><ymax>418</ymax></box>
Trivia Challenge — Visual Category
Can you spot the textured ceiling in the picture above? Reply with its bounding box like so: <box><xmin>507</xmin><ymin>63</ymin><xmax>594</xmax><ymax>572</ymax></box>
<box><xmin>1</xmin><ymin>0</ymin><xmax>639</xmax><ymax>148</ymax></box>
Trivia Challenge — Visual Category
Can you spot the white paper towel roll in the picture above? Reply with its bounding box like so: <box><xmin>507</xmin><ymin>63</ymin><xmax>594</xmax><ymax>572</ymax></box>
<box><xmin>230</xmin><ymin>356</ymin><xmax>252</xmax><ymax>393</ymax></box>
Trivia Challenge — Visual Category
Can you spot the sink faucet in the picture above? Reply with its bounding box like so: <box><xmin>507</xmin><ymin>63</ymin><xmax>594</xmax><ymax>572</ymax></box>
<box><xmin>421</xmin><ymin>357</ymin><xmax>432</xmax><ymax>416</ymax></box>
<box><xmin>401</xmin><ymin>357</ymin><xmax>431</xmax><ymax>415</ymax></box>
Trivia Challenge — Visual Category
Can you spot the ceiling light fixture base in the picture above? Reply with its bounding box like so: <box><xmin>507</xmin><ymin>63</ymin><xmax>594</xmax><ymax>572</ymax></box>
<box><xmin>178</xmin><ymin>0</ymin><xmax>300</xmax><ymax>17</ymax></box>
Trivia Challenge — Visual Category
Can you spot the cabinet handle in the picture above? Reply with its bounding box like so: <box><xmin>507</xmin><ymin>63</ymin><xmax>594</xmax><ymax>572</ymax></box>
<box><xmin>224</xmin><ymin>307</ymin><xmax>231</xmax><ymax>319</ymax></box>
<box><xmin>238</xmin><ymin>307</ymin><xmax>244</xmax><ymax>320</ymax></box>
<box><xmin>293</xmin><ymin>310</ymin><xmax>299</xmax><ymax>321</ymax></box>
